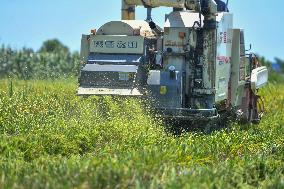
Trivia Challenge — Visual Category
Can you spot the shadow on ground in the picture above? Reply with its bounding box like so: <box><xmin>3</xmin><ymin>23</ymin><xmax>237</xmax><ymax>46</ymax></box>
<box><xmin>163</xmin><ymin>117</ymin><xmax>234</xmax><ymax>135</ymax></box>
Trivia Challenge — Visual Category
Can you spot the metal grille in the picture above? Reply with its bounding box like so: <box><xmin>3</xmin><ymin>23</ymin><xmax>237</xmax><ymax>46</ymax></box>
<box><xmin>79</xmin><ymin>71</ymin><xmax>135</xmax><ymax>87</ymax></box>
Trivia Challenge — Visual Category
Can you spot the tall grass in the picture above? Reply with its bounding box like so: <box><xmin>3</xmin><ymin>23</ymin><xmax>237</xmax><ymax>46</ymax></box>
<box><xmin>0</xmin><ymin>79</ymin><xmax>283</xmax><ymax>189</ymax></box>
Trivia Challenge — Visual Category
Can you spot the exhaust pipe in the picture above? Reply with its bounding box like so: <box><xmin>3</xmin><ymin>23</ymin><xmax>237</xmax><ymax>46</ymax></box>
<box><xmin>121</xmin><ymin>0</ymin><xmax>136</xmax><ymax>20</ymax></box>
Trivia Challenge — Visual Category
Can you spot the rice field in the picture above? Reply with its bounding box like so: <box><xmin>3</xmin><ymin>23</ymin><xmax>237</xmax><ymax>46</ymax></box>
<box><xmin>0</xmin><ymin>79</ymin><xmax>283</xmax><ymax>189</ymax></box>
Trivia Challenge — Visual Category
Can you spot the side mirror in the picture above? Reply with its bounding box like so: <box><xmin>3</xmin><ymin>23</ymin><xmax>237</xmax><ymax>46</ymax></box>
<box><xmin>246</xmin><ymin>44</ymin><xmax>252</xmax><ymax>52</ymax></box>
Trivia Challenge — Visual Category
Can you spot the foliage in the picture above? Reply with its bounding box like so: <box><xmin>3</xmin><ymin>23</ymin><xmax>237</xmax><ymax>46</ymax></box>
<box><xmin>274</xmin><ymin>58</ymin><xmax>284</xmax><ymax>72</ymax></box>
<box><xmin>0</xmin><ymin>79</ymin><xmax>283</xmax><ymax>189</ymax></box>
<box><xmin>259</xmin><ymin>56</ymin><xmax>284</xmax><ymax>83</ymax></box>
<box><xmin>0</xmin><ymin>41</ymin><xmax>80</xmax><ymax>80</ymax></box>
<box><xmin>38</xmin><ymin>39</ymin><xmax>69</xmax><ymax>54</ymax></box>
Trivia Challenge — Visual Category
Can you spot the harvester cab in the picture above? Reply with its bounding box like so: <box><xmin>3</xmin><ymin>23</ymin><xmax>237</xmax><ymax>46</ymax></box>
<box><xmin>78</xmin><ymin>0</ymin><xmax>268</xmax><ymax>123</ymax></box>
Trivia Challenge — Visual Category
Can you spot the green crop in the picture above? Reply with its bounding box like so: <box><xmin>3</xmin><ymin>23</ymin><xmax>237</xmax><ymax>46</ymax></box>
<box><xmin>0</xmin><ymin>45</ymin><xmax>80</xmax><ymax>80</ymax></box>
<box><xmin>0</xmin><ymin>79</ymin><xmax>283</xmax><ymax>189</ymax></box>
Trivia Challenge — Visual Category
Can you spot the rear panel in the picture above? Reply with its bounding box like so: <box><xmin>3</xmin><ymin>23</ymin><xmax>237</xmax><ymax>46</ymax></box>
<box><xmin>90</xmin><ymin>35</ymin><xmax>145</xmax><ymax>54</ymax></box>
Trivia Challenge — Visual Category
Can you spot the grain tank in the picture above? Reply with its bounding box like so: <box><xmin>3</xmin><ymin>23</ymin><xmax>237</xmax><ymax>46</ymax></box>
<box><xmin>78</xmin><ymin>0</ymin><xmax>268</xmax><ymax>123</ymax></box>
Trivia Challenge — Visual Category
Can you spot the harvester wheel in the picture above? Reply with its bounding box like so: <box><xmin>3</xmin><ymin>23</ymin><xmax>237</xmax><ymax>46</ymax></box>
<box><xmin>239</xmin><ymin>86</ymin><xmax>264</xmax><ymax>125</ymax></box>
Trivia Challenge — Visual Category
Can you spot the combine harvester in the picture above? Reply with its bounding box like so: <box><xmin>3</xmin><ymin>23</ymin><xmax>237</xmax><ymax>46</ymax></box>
<box><xmin>78</xmin><ymin>0</ymin><xmax>268</xmax><ymax>125</ymax></box>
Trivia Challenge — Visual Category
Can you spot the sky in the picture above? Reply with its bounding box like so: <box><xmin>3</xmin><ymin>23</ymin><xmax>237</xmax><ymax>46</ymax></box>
<box><xmin>0</xmin><ymin>0</ymin><xmax>283</xmax><ymax>61</ymax></box>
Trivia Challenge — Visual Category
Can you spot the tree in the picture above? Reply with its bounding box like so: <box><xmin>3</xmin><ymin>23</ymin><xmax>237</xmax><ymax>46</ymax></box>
<box><xmin>259</xmin><ymin>56</ymin><xmax>272</xmax><ymax>68</ymax></box>
<box><xmin>275</xmin><ymin>58</ymin><xmax>284</xmax><ymax>73</ymax></box>
<box><xmin>38</xmin><ymin>39</ymin><xmax>69</xmax><ymax>54</ymax></box>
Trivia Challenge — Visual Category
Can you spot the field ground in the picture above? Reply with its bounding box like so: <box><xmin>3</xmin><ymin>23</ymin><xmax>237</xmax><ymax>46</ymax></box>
<box><xmin>0</xmin><ymin>79</ymin><xmax>283</xmax><ymax>189</ymax></box>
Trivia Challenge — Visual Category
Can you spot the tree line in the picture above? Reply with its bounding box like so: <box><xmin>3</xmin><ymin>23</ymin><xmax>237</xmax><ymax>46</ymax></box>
<box><xmin>0</xmin><ymin>39</ymin><xmax>80</xmax><ymax>80</ymax></box>
<box><xmin>259</xmin><ymin>56</ymin><xmax>284</xmax><ymax>83</ymax></box>
<box><xmin>0</xmin><ymin>39</ymin><xmax>283</xmax><ymax>82</ymax></box>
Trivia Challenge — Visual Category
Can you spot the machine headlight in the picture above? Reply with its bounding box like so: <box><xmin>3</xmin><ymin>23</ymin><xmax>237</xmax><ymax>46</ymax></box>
<box><xmin>169</xmin><ymin>66</ymin><xmax>176</xmax><ymax>72</ymax></box>
<box><xmin>169</xmin><ymin>66</ymin><xmax>176</xmax><ymax>79</ymax></box>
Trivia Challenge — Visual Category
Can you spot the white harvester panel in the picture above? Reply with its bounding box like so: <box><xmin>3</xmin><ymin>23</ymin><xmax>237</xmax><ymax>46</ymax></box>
<box><xmin>96</xmin><ymin>20</ymin><xmax>156</xmax><ymax>37</ymax></box>
<box><xmin>90</xmin><ymin>35</ymin><xmax>145</xmax><ymax>54</ymax></box>
<box><xmin>251</xmin><ymin>67</ymin><xmax>268</xmax><ymax>91</ymax></box>
<box><xmin>215</xmin><ymin>12</ymin><xmax>233</xmax><ymax>102</ymax></box>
